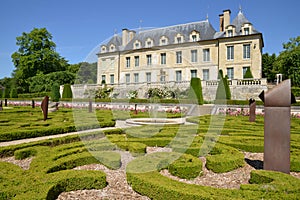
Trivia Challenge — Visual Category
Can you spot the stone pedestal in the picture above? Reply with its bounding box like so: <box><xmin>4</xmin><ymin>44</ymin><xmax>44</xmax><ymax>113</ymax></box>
<box><xmin>249</xmin><ymin>98</ymin><xmax>256</xmax><ymax>122</ymax></box>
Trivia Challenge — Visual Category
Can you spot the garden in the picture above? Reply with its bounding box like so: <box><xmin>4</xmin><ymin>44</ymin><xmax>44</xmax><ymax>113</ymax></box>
<box><xmin>0</xmin><ymin>103</ymin><xmax>300</xmax><ymax>199</ymax></box>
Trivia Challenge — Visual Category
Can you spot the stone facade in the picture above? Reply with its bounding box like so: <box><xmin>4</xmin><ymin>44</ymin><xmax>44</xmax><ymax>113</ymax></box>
<box><xmin>97</xmin><ymin>9</ymin><xmax>263</xmax><ymax>86</ymax></box>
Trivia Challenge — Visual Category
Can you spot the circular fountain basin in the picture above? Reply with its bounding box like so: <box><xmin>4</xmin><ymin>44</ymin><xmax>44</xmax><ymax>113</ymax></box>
<box><xmin>125</xmin><ymin>118</ymin><xmax>185</xmax><ymax>125</ymax></box>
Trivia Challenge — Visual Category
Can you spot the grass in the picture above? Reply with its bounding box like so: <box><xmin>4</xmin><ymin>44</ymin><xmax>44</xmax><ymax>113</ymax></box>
<box><xmin>1</xmin><ymin>106</ymin><xmax>300</xmax><ymax>199</ymax></box>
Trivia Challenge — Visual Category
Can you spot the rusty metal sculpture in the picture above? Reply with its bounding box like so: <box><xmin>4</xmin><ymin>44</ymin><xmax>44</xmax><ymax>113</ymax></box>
<box><xmin>259</xmin><ymin>79</ymin><xmax>296</xmax><ymax>174</ymax></box>
<box><xmin>41</xmin><ymin>96</ymin><xmax>49</xmax><ymax>121</ymax></box>
<box><xmin>249</xmin><ymin>98</ymin><xmax>256</xmax><ymax>122</ymax></box>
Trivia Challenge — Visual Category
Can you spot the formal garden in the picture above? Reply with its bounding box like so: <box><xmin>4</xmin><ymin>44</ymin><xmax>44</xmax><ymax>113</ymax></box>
<box><xmin>0</xmin><ymin>102</ymin><xmax>300</xmax><ymax>199</ymax></box>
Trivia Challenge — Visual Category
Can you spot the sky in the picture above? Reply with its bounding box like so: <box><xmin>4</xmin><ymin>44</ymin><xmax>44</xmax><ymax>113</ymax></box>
<box><xmin>0</xmin><ymin>0</ymin><xmax>299</xmax><ymax>79</ymax></box>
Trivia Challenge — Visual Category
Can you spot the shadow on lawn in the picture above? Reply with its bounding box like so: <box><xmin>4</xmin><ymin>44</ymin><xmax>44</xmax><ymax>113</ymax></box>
<box><xmin>245</xmin><ymin>158</ymin><xmax>263</xmax><ymax>170</ymax></box>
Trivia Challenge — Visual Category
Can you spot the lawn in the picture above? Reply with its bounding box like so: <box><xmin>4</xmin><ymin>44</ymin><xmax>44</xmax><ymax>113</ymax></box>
<box><xmin>0</xmin><ymin>107</ymin><xmax>300</xmax><ymax>199</ymax></box>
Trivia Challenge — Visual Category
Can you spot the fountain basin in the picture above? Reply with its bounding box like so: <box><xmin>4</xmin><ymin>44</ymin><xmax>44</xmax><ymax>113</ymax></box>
<box><xmin>125</xmin><ymin>118</ymin><xmax>185</xmax><ymax>125</ymax></box>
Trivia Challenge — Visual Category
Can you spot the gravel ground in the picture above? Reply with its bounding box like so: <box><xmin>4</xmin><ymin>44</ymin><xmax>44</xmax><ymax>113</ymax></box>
<box><xmin>1</xmin><ymin>148</ymin><xmax>299</xmax><ymax>199</ymax></box>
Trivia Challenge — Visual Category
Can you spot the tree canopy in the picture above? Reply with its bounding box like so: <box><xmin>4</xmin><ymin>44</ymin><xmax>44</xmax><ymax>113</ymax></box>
<box><xmin>11</xmin><ymin>28</ymin><xmax>68</xmax><ymax>92</ymax></box>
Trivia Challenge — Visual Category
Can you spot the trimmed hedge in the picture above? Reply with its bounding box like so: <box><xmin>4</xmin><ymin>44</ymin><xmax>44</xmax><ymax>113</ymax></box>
<box><xmin>14</xmin><ymin>148</ymin><xmax>37</xmax><ymax>160</ymax></box>
<box><xmin>169</xmin><ymin>154</ymin><xmax>203</xmax><ymax>179</ymax></box>
<box><xmin>188</xmin><ymin>77</ymin><xmax>204</xmax><ymax>105</ymax></box>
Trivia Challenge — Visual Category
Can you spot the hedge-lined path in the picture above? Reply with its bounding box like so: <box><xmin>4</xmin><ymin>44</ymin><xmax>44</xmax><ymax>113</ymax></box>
<box><xmin>0</xmin><ymin>120</ymin><xmax>134</xmax><ymax>147</ymax></box>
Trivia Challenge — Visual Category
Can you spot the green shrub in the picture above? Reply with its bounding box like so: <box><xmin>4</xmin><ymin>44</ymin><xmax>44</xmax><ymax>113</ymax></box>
<box><xmin>188</xmin><ymin>77</ymin><xmax>204</xmax><ymax>105</ymax></box>
<box><xmin>51</xmin><ymin>83</ymin><xmax>60</xmax><ymax>102</ymax></box>
<box><xmin>215</xmin><ymin>70</ymin><xmax>231</xmax><ymax>101</ymax></box>
<box><xmin>14</xmin><ymin>148</ymin><xmax>37</xmax><ymax>160</ymax></box>
<box><xmin>292</xmin><ymin>87</ymin><xmax>300</xmax><ymax>97</ymax></box>
<box><xmin>10</xmin><ymin>88</ymin><xmax>18</xmax><ymax>98</ymax></box>
<box><xmin>62</xmin><ymin>84</ymin><xmax>73</xmax><ymax>99</ymax></box>
<box><xmin>244</xmin><ymin>68</ymin><xmax>254</xmax><ymax>79</ymax></box>
<box><xmin>169</xmin><ymin>154</ymin><xmax>202</xmax><ymax>179</ymax></box>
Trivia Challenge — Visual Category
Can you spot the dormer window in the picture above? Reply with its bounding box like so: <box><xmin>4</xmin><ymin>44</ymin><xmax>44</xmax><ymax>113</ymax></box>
<box><xmin>226</xmin><ymin>25</ymin><xmax>236</xmax><ymax>37</ymax></box>
<box><xmin>145</xmin><ymin>38</ymin><xmax>153</xmax><ymax>48</ymax></box>
<box><xmin>190</xmin><ymin>31</ymin><xmax>200</xmax><ymax>42</ymax></box>
<box><xmin>177</xmin><ymin>37</ymin><xmax>182</xmax><ymax>43</ymax></box>
<box><xmin>134</xmin><ymin>40</ymin><xmax>141</xmax><ymax>49</ymax></box>
<box><xmin>242</xmin><ymin>23</ymin><xmax>252</xmax><ymax>35</ymax></box>
<box><xmin>110</xmin><ymin>44</ymin><xmax>115</xmax><ymax>52</ymax></box>
<box><xmin>159</xmin><ymin>36</ymin><xmax>168</xmax><ymax>46</ymax></box>
<box><xmin>175</xmin><ymin>34</ymin><xmax>184</xmax><ymax>44</ymax></box>
<box><xmin>101</xmin><ymin>46</ymin><xmax>107</xmax><ymax>53</ymax></box>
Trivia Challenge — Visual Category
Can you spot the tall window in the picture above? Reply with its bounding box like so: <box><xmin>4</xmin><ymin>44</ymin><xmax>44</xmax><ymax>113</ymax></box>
<box><xmin>134</xmin><ymin>56</ymin><xmax>139</xmax><ymax>67</ymax></box>
<box><xmin>191</xmin><ymin>50</ymin><xmax>198</xmax><ymax>62</ymax></box>
<box><xmin>110</xmin><ymin>74</ymin><xmax>114</xmax><ymax>84</ymax></box>
<box><xmin>243</xmin><ymin>66</ymin><xmax>250</xmax><ymax>78</ymax></box>
<box><xmin>146</xmin><ymin>72</ymin><xmax>151</xmax><ymax>83</ymax></box>
<box><xmin>243</xmin><ymin>44</ymin><xmax>251</xmax><ymax>59</ymax></box>
<box><xmin>176</xmin><ymin>51</ymin><xmax>182</xmax><ymax>64</ymax></box>
<box><xmin>161</xmin><ymin>53</ymin><xmax>166</xmax><ymax>65</ymax></box>
<box><xmin>244</xmin><ymin>27</ymin><xmax>250</xmax><ymax>35</ymax></box>
<box><xmin>203</xmin><ymin>69</ymin><xmax>209</xmax><ymax>81</ymax></box>
<box><xmin>228</xmin><ymin>30</ymin><xmax>233</xmax><ymax>37</ymax></box>
<box><xmin>177</xmin><ymin>37</ymin><xmax>182</xmax><ymax>43</ymax></box>
<box><xmin>191</xmin><ymin>70</ymin><xmax>197</xmax><ymax>78</ymax></box>
<box><xmin>203</xmin><ymin>49</ymin><xmax>210</xmax><ymax>62</ymax></box>
<box><xmin>160</xmin><ymin>71</ymin><xmax>166</xmax><ymax>82</ymax></box>
<box><xmin>227</xmin><ymin>68</ymin><xmax>234</xmax><ymax>79</ymax></box>
<box><xmin>101</xmin><ymin>75</ymin><xmax>106</xmax><ymax>83</ymax></box>
<box><xmin>227</xmin><ymin>46</ymin><xmax>234</xmax><ymax>60</ymax></box>
<box><xmin>134</xmin><ymin>73</ymin><xmax>139</xmax><ymax>83</ymax></box>
<box><xmin>146</xmin><ymin>55</ymin><xmax>152</xmax><ymax>66</ymax></box>
<box><xmin>176</xmin><ymin>70</ymin><xmax>182</xmax><ymax>82</ymax></box>
<box><xmin>126</xmin><ymin>57</ymin><xmax>130</xmax><ymax>68</ymax></box>
<box><xmin>125</xmin><ymin>74</ymin><xmax>130</xmax><ymax>84</ymax></box>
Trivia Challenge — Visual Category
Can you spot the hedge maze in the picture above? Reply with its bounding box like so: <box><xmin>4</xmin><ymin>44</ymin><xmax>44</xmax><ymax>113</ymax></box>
<box><xmin>1</xmin><ymin>108</ymin><xmax>300</xmax><ymax>199</ymax></box>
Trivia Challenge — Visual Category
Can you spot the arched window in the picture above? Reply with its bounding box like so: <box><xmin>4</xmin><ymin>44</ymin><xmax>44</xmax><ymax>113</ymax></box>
<box><xmin>175</xmin><ymin>33</ymin><xmax>184</xmax><ymax>44</ymax></box>
<box><xmin>110</xmin><ymin>44</ymin><xmax>115</xmax><ymax>52</ymax></box>
<box><xmin>160</xmin><ymin>36</ymin><xmax>168</xmax><ymax>46</ymax></box>
<box><xmin>145</xmin><ymin>38</ymin><xmax>154</xmax><ymax>48</ymax></box>
<box><xmin>190</xmin><ymin>30</ymin><xmax>200</xmax><ymax>42</ymax></box>
<box><xmin>134</xmin><ymin>40</ymin><xmax>141</xmax><ymax>49</ymax></box>
<box><xmin>101</xmin><ymin>45</ymin><xmax>107</xmax><ymax>53</ymax></box>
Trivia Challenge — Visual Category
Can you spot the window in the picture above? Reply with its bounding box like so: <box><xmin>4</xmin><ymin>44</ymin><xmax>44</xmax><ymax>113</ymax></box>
<box><xmin>203</xmin><ymin>49</ymin><xmax>210</xmax><ymax>62</ymax></box>
<box><xmin>203</xmin><ymin>69</ymin><xmax>209</xmax><ymax>81</ymax></box>
<box><xmin>126</xmin><ymin>57</ymin><xmax>130</xmax><ymax>68</ymax></box>
<box><xmin>227</xmin><ymin>46</ymin><xmax>234</xmax><ymax>60</ymax></box>
<box><xmin>101</xmin><ymin>46</ymin><xmax>106</xmax><ymax>53</ymax></box>
<box><xmin>227</xmin><ymin>68</ymin><xmax>234</xmax><ymax>79</ymax></box>
<box><xmin>125</xmin><ymin>74</ymin><xmax>130</xmax><ymax>84</ymax></box>
<box><xmin>191</xmin><ymin>50</ymin><xmax>198</xmax><ymax>62</ymax></box>
<box><xmin>243</xmin><ymin>44</ymin><xmax>251</xmax><ymax>59</ymax></box>
<box><xmin>146</xmin><ymin>72</ymin><xmax>151</xmax><ymax>83</ymax></box>
<box><xmin>192</xmin><ymin>35</ymin><xmax>197</xmax><ymax>42</ymax></box>
<box><xmin>134</xmin><ymin>73</ymin><xmax>139</xmax><ymax>83</ymax></box>
<box><xmin>228</xmin><ymin>30</ymin><xmax>233</xmax><ymax>37</ymax></box>
<box><xmin>177</xmin><ymin>37</ymin><xmax>182</xmax><ymax>43</ymax></box>
<box><xmin>244</xmin><ymin>27</ymin><xmax>249</xmax><ymax>35</ymax></box>
<box><xmin>160</xmin><ymin>71</ymin><xmax>166</xmax><ymax>82</ymax></box>
<box><xmin>191</xmin><ymin>70</ymin><xmax>197</xmax><ymax>78</ymax></box>
<box><xmin>134</xmin><ymin>56</ymin><xmax>139</xmax><ymax>67</ymax></box>
<box><xmin>110</xmin><ymin>74</ymin><xmax>114</xmax><ymax>84</ymax></box>
<box><xmin>146</xmin><ymin>55</ymin><xmax>152</xmax><ymax>66</ymax></box>
<box><xmin>161</xmin><ymin>39</ymin><xmax>166</xmax><ymax>45</ymax></box>
<box><xmin>147</xmin><ymin>41</ymin><xmax>152</xmax><ymax>48</ymax></box>
<box><xmin>176</xmin><ymin>71</ymin><xmax>182</xmax><ymax>82</ymax></box>
<box><xmin>161</xmin><ymin>53</ymin><xmax>166</xmax><ymax>65</ymax></box>
<box><xmin>110</xmin><ymin>45</ymin><xmax>115</xmax><ymax>51</ymax></box>
<box><xmin>134</xmin><ymin>41</ymin><xmax>140</xmax><ymax>49</ymax></box>
<box><xmin>243</xmin><ymin>66</ymin><xmax>250</xmax><ymax>78</ymax></box>
<box><xmin>176</xmin><ymin>51</ymin><xmax>182</xmax><ymax>64</ymax></box>
<box><xmin>101</xmin><ymin>75</ymin><xmax>106</xmax><ymax>83</ymax></box>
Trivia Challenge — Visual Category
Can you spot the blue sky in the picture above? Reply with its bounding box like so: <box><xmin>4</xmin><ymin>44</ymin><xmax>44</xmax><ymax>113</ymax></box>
<box><xmin>1</xmin><ymin>0</ymin><xmax>299</xmax><ymax>79</ymax></box>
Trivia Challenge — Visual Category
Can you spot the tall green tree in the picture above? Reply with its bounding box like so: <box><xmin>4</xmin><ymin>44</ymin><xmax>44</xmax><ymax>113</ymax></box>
<box><xmin>188</xmin><ymin>77</ymin><xmax>204</xmax><ymax>105</ymax></box>
<box><xmin>274</xmin><ymin>36</ymin><xmax>300</xmax><ymax>86</ymax></box>
<box><xmin>262</xmin><ymin>53</ymin><xmax>277</xmax><ymax>82</ymax></box>
<box><xmin>11</xmin><ymin>28</ymin><xmax>68</xmax><ymax>93</ymax></box>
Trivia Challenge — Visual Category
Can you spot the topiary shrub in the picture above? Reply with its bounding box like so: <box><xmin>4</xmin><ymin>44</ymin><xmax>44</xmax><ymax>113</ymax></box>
<box><xmin>10</xmin><ymin>88</ymin><xmax>18</xmax><ymax>98</ymax></box>
<box><xmin>62</xmin><ymin>84</ymin><xmax>73</xmax><ymax>99</ymax></box>
<box><xmin>215</xmin><ymin>70</ymin><xmax>231</xmax><ymax>101</ymax></box>
<box><xmin>14</xmin><ymin>148</ymin><xmax>37</xmax><ymax>160</ymax></box>
<box><xmin>51</xmin><ymin>83</ymin><xmax>60</xmax><ymax>102</ymax></box>
<box><xmin>169</xmin><ymin>154</ymin><xmax>203</xmax><ymax>179</ymax></box>
<box><xmin>244</xmin><ymin>68</ymin><xmax>254</xmax><ymax>79</ymax></box>
<box><xmin>188</xmin><ymin>77</ymin><xmax>204</xmax><ymax>105</ymax></box>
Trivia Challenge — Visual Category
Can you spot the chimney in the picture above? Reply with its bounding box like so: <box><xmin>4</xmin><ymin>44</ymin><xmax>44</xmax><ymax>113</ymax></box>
<box><xmin>129</xmin><ymin>30</ymin><xmax>136</xmax><ymax>41</ymax></box>
<box><xmin>219</xmin><ymin>14</ymin><xmax>224</xmax><ymax>32</ymax></box>
<box><xmin>223</xmin><ymin>9</ymin><xmax>231</xmax><ymax>30</ymax></box>
<box><xmin>122</xmin><ymin>28</ymin><xmax>129</xmax><ymax>46</ymax></box>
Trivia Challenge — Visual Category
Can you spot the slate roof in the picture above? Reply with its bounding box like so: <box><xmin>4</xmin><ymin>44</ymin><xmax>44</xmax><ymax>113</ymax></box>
<box><xmin>100</xmin><ymin>10</ymin><xmax>260</xmax><ymax>53</ymax></box>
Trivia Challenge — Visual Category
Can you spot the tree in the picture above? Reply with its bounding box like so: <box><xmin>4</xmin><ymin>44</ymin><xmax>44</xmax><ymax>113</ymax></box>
<box><xmin>10</xmin><ymin>88</ymin><xmax>18</xmax><ymax>98</ymax></box>
<box><xmin>74</xmin><ymin>62</ymin><xmax>97</xmax><ymax>84</ymax></box>
<box><xmin>244</xmin><ymin>68</ymin><xmax>254</xmax><ymax>79</ymax></box>
<box><xmin>11</xmin><ymin>28</ymin><xmax>68</xmax><ymax>93</ymax></box>
<box><xmin>62</xmin><ymin>84</ymin><xmax>73</xmax><ymax>99</ymax></box>
<box><xmin>274</xmin><ymin>36</ymin><xmax>300</xmax><ymax>86</ymax></box>
<box><xmin>51</xmin><ymin>83</ymin><xmax>60</xmax><ymax>102</ymax></box>
<box><xmin>262</xmin><ymin>53</ymin><xmax>277</xmax><ymax>82</ymax></box>
<box><xmin>215</xmin><ymin>70</ymin><xmax>231</xmax><ymax>101</ymax></box>
<box><xmin>188</xmin><ymin>77</ymin><xmax>204</xmax><ymax>105</ymax></box>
